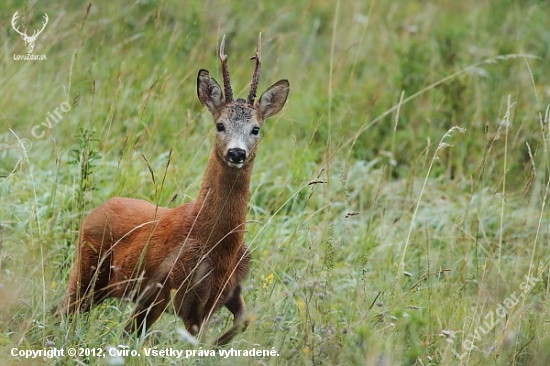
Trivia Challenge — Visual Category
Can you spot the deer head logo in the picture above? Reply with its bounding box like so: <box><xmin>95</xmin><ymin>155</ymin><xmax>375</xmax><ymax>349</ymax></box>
<box><xmin>11</xmin><ymin>11</ymin><xmax>49</xmax><ymax>54</ymax></box>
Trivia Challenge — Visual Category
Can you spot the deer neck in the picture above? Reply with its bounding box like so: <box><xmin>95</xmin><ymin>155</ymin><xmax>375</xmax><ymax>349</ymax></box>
<box><xmin>190</xmin><ymin>148</ymin><xmax>253</xmax><ymax>253</ymax></box>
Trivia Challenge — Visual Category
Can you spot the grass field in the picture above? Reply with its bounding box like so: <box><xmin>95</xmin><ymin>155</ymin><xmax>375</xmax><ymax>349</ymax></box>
<box><xmin>1</xmin><ymin>0</ymin><xmax>549</xmax><ymax>365</ymax></box>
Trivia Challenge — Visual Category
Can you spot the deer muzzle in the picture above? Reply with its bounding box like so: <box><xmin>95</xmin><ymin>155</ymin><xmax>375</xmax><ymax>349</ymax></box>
<box><xmin>226</xmin><ymin>148</ymin><xmax>246</xmax><ymax>168</ymax></box>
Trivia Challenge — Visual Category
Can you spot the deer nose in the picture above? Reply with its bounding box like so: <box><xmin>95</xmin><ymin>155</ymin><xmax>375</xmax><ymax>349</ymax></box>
<box><xmin>227</xmin><ymin>148</ymin><xmax>246</xmax><ymax>164</ymax></box>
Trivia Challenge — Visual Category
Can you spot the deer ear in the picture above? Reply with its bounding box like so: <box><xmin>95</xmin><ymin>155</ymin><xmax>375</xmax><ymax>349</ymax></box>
<box><xmin>256</xmin><ymin>80</ymin><xmax>290</xmax><ymax>120</ymax></box>
<box><xmin>197</xmin><ymin>69</ymin><xmax>224</xmax><ymax>115</ymax></box>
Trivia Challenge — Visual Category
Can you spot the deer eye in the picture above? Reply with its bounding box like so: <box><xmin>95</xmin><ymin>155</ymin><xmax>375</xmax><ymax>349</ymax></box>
<box><xmin>251</xmin><ymin>127</ymin><xmax>260</xmax><ymax>136</ymax></box>
<box><xmin>216</xmin><ymin>123</ymin><xmax>225</xmax><ymax>132</ymax></box>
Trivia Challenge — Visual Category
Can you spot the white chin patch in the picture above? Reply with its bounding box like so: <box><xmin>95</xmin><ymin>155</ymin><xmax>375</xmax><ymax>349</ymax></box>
<box><xmin>227</xmin><ymin>162</ymin><xmax>244</xmax><ymax>169</ymax></box>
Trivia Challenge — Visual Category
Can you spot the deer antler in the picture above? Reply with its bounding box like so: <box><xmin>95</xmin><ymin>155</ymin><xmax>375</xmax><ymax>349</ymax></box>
<box><xmin>11</xmin><ymin>11</ymin><xmax>27</xmax><ymax>37</ymax></box>
<box><xmin>219</xmin><ymin>35</ymin><xmax>234</xmax><ymax>103</ymax></box>
<box><xmin>247</xmin><ymin>33</ymin><xmax>262</xmax><ymax>105</ymax></box>
<box><xmin>29</xmin><ymin>13</ymin><xmax>49</xmax><ymax>39</ymax></box>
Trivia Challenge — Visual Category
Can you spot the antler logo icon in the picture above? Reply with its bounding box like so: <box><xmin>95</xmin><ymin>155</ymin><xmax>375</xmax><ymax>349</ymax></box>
<box><xmin>11</xmin><ymin>11</ymin><xmax>49</xmax><ymax>54</ymax></box>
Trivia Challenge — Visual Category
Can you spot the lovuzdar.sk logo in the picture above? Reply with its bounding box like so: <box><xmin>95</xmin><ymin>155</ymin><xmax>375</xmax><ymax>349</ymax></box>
<box><xmin>12</xmin><ymin>11</ymin><xmax>48</xmax><ymax>61</ymax></box>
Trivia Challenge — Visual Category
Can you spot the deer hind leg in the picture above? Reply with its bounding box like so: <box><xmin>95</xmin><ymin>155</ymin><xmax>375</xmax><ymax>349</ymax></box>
<box><xmin>62</xmin><ymin>250</ymin><xmax>108</xmax><ymax>313</ymax></box>
<box><xmin>215</xmin><ymin>285</ymin><xmax>249</xmax><ymax>346</ymax></box>
<box><xmin>126</xmin><ymin>280</ymin><xmax>169</xmax><ymax>336</ymax></box>
<box><xmin>62</xmin><ymin>261</ymin><xmax>87</xmax><ymax>314</ymax></box>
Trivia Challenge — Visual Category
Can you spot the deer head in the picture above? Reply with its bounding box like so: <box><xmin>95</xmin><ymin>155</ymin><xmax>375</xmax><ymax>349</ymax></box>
<box><xmin>12</xmin><ymin>11</ymin><xmax>49</xmax><ymax>54</ymax></box>
<box><xmin>197</xmin><ymin>34</ymin><xmax>290</xmax><ymax>169</ymax></box>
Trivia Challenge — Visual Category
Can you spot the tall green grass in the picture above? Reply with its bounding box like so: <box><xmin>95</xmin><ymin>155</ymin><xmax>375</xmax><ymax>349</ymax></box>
<box><xmin>1</xmin><ymin>0</ymin><xmax>549</xmax><ymax>364</ymax></box>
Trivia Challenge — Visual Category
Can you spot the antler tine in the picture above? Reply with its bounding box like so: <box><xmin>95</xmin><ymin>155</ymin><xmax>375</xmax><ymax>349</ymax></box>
<box><xmin>33</xmin><ymin>13</ymin><xmax>49</xmax><ymax>37</ymax></box>
<box><xmin>247</xmin><ymin>33</ymin><xmax>262</xmax><ymax>105</ymax></box>
<box><xmin>11</xmin><ymin>11</ymin><xmax>26</xmax><ymax>36</ymax></box>
<box><xmin>219</xmin><ymin>34</ymin><xmax>233</xmax><ymax>103</ymax></box>
<box><xmin>41</xmin><ymin>14</ymin><xmax>49</xmax><ymax>29</ymax></box>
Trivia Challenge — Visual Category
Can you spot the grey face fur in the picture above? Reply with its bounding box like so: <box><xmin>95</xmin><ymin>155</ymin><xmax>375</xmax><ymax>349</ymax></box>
<box><xmin>197</xmin><ymin>70</ymin><xmax>290</xmax><ymax>169</ymax></box>
<box><xmin>215</xmin><ymin>101</ymin><xmax>258</xmax><ymax>168</ymax></box>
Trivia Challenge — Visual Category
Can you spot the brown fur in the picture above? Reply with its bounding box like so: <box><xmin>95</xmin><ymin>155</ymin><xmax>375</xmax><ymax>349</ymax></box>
<box><xmin>62</xmin><ymin>39</ymin><xmax>289</xmax><ymax>346</ymax></box>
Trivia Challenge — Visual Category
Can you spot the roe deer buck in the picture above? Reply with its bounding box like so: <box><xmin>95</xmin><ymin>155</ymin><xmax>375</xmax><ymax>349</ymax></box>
<box><xmin>62</xmin><ymin>34</ymin><xmax>290</xmax><ymax>345</ymax></box>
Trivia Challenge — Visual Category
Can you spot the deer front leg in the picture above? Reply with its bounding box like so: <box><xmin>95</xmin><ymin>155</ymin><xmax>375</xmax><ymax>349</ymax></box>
<box><xmin>173</xmin><ymin>260</ymin><xmax>214</xmax><ymax>341</ymax></box>
<box><xmin>176</xmin><ymin>285</ymin><xmax>211</xmax><ymax>341</ymax></box>
<box><xmin>215</xmin><ymin>285</ymin><xmax>249</xmax><ymax>346</ymax></box>
<box><xmin>126</xmin><ymin>281</ymin><xmax>169</xmax><ymax>336</ymax></box>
